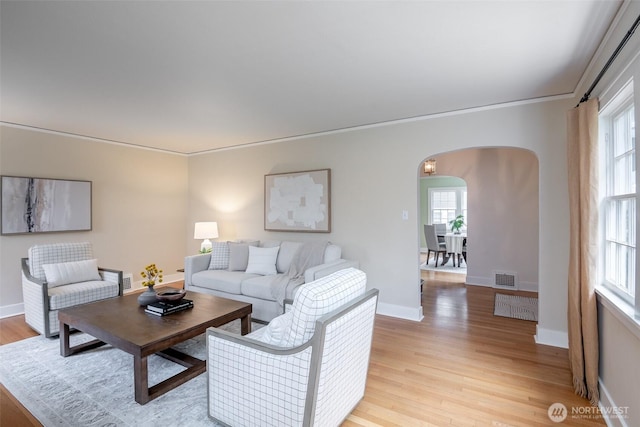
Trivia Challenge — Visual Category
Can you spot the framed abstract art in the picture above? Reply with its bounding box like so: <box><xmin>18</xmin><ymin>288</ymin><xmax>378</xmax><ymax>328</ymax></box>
<box><xmin>264</xmin><ymin>169</ymin><xmax>331</xmax><ymax>233</ymax></box>
<box><xmin>1</xmin><ymin>176</ymin><xmax>92</xmax><ymax>235</ymax></box>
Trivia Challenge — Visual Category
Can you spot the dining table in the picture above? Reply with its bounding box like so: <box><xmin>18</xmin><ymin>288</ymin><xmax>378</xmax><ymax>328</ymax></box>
<box><xmin>443</xmin><ymin>232</ymin><xmax>467</xmax><ymax>267</ymax></box>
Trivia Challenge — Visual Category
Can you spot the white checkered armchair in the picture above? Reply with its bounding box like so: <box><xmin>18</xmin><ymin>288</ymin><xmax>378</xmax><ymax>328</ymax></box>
<box><xmin>207</xmin><ymin>268</ymin><xmax>378</xmax><ymax>426</ymax></box>
<box><xmin>21</xmin><ymin>242</ymin><xmax>123</xmax><ymax>337</ymax></box>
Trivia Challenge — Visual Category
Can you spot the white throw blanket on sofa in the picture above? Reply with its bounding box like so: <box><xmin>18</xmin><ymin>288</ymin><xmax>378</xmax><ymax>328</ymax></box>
<box><xmin>271</xmin><ymin>240</ymin><xmax>328</xmax><ymax>306</ymax></box>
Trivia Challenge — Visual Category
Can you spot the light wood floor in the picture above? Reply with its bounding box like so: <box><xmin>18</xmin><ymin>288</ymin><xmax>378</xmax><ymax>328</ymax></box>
<box><xmin>0</xmin><ymin>274</ymin><xmax>603</xmax><ymax>427</ymax></box>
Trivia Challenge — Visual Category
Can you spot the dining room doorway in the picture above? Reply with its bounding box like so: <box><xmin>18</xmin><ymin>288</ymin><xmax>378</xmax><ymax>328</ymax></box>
<box><xmin>418</xmin><ymin>147</ymin><xmax>539</xmax><ymax>294</ymax></box>
<box><xmin>420</xmin><ymin>175</ymin><xmax>468</xmax><ymax>273</ymax></box>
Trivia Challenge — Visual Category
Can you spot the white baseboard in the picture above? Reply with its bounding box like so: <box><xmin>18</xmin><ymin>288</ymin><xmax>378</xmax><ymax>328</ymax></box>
<box><xmin>535</xmin><ymin>325</ymin><xmax>568</xmax><ymax>348</ymax></box>
<box><xmin>377</xmin><ymin>302</ymin><xmax>424</xmax><ymax>322</ymax></box>
<box><xmin>518</xmin><ymin>280</ymin><xmax>538</xmax><ymax>292</ymax></box>
<box><xmin>0</xmin><ymin>302</ymin><xmax>24</xmax><ymax>319</ymax></box>
<box><xmin>465</xmin><ymin>276</ymin><xmax>492</xmax><ymax>287</ymax></box>
<box><xmin>466</xmin><ymin>275</ymin><xmax>538</xmax><ymax>292</ymax></box>
<box><xmin>598</xmin><ymin>379</ymin><xmax>630</xmax><ymax>427</ymax></box>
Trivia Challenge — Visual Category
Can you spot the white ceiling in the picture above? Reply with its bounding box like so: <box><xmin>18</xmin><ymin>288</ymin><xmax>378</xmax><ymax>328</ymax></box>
<box><xmin>0</xmin><ymin>1</ymin><xmax>623</xmax><ymax>155</ymax></box>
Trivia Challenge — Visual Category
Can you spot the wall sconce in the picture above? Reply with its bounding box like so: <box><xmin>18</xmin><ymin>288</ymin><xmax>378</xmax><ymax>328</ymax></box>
<box><xmin>194</xmin><ymin>221</ymin><xmax>219</xmax><ymax>253</ymax></box>
<box><xmin>424</xmin><ymin>159</ymin><xmax>437</xmax><ymax>175</ymax></box>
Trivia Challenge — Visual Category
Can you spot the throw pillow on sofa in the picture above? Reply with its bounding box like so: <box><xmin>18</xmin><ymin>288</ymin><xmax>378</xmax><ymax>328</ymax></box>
<box><xmin>276</xmin><ymin>241</ymin><xmax>303</xmax><ymax>273</ymax></box>
<box><xmin>227</xmin><ymin>241</ymin><xmax>259</xmax><ymax>271</ymax></box>
<box><xmin>208</xmin><ymin>242</ymin><xmax>230</xmax><ymax>270</ymax></box>
<box><xmin>245</xmin><ymin>246</ymin><xmax>280</xmax><ymax>275</ymax></box>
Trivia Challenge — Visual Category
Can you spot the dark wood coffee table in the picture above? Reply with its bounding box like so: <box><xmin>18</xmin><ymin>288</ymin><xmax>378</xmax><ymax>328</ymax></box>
<box><xmin>58</xmin><ymin>291</ymin><xmax>252</xmax><ymax>404</ymax></box>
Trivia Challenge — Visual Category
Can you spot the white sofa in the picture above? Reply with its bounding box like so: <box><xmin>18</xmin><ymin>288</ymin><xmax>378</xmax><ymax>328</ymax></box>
<box><xmin>184</xmin><ymin>240</ymin><xmax>358</xmax><ymax>322</ymax></box>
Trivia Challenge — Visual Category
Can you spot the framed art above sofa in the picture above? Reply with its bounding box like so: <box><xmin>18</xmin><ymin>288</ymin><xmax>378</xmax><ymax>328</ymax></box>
<box><xmin>264</xmin><ymin>169</ymin><xmax>331</xmax><ymax>233</ymax></box>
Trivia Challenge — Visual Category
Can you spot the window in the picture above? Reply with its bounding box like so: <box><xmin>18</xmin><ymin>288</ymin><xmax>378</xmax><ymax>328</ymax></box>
<box><xmin>430</xmin><ymin>187</ymin><xmax>467</xmax><ymax>229</ymax></box>
<box><xmin>600</xmin><ymin>81</ymin><xmax>637</xmax><ymax>305</ymax></box>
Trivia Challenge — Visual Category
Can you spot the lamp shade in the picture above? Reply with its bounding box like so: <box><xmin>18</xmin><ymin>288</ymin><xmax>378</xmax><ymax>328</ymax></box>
<box><xmin>194</xmin><ymin>222</ymin><xmax>219</xmax><ymax>239</ymax></box>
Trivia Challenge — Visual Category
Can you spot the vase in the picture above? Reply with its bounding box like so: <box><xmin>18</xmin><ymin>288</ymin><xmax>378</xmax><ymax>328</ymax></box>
<box><xmin>137</xmin><ymin>284</ymin><xmax>158</xmax><ymax>306</ymax></box>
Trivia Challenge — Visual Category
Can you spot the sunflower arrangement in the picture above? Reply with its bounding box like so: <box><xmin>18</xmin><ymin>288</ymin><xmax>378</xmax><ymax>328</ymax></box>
<box><xmin>140</xmin><ymin>263</ymin><xmax>163</xmax><ymax>287</ymax></box>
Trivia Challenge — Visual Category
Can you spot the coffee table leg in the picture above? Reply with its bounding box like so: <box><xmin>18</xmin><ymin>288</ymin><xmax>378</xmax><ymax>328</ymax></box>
<box><xmin>134</xmin><ymin>355</ymin><xmax>149</xmax><ymax>404</ymax></box>
<box><xmin>241</xmin><ymin>313</ymin><xmax>251</xmax><ymax>335</ymax></box>
<box><xmin>60</xmin><ymin>322</ymin><xmax>71</xmax><ymax>356</ymax></box>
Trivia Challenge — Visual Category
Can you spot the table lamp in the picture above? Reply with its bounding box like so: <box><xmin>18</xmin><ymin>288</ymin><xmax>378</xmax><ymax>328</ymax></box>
<box><xmin>194</xmin><ymin>221</ymin><xmax>218</xmax><ymax>253</ymax></box>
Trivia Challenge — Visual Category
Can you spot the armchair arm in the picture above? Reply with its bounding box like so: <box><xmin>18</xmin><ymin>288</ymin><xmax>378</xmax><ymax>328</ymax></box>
<box><xmin>21</xmin><ymin>258</ymin><xmax>50</xmax><ymax>335</ymax></box>
<box><xmin>304</xmin><ymin>259</ymin><xmax>360</xmax><ymax>283</ymax></box>
<box><xmin>98</xmin><ymin>268</ymin><xmax>124</xmax><ymax>296</ymax></box>
<box><xmin>21</xmin><ymin>258</ymin><xmax>46</xmax><ymax>286</ymax></box>
<box><xmin>207</xmin><ymin>328</ymin><xmax>315</xmax><ymax>426</ymax></box>
<box><xmin>184</xmin><ymin>254</ymin><xmax>211</xmax><ymax>287</ymax></box>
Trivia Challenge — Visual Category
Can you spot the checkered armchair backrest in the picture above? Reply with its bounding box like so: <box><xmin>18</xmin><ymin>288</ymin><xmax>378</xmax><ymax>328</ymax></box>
<box><xmin>282</xmin><ymin>268</ymin><xmax>367</xmax><ymax>348</ymax></box>
<box><xmin>28</xmin><ymin>242</ymin><xmax>94</xmax><ymax>281</ymax></box>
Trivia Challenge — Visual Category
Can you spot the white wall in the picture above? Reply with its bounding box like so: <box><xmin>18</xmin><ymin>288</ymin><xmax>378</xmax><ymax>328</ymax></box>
<box><xmin>0</xmin><ymin>126</ymin><xmax>189</xmax><ymax>316</ymax></box>
<box><xmin>598</xmin><ymin>300</ymin><xmax>640</xmax><ymax>426</ymax></box>
<box><xmin>188</xmin><ymin>98</ymin><xmax>570</xmax><ymax>329</ymax></box>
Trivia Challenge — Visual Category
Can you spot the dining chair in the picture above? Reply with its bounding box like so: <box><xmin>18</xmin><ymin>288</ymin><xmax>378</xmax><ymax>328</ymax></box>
<box><xmin>462</xmin><ymin>238</ymin><xmax>468</xmax><ymax>265</ymax></box>
<box><xmin>434</xmin><ymin>223</ymin><xmax>446</xmax><ymax>243</ymax></box>
<box><xmin>424</xmin><ymin>224</ymin><xmax>447</xmax><ymax>267</ymax></box>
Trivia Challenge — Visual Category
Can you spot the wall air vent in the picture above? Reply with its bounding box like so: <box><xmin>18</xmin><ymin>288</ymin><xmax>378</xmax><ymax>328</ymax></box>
<box><xmin>123</xmin><ymin>273</ymin><xmax>133</xmax><ymax>291</ymax></box>
<box><xmin>493</xmin><ymin>270</ymin><xmax>518</xmax><ymax>290</ymax></box>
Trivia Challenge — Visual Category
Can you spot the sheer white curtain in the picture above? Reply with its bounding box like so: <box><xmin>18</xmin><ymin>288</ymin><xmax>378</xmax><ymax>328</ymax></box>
<box><xmin>566</xmin><ymin>98</ymin><xmax>599</xmax><ymax>405</ymax></box>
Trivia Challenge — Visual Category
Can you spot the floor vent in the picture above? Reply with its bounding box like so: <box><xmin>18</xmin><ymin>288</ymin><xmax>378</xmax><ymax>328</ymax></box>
<box><xmin>123</xmin><ymin>273</ymin><xmax>133</xmax><ymax>291</ymax></box>
<box><xmin>493</xmin><ymin>270</ymin><xmax>518</xmax><ymax>290</ymax></box>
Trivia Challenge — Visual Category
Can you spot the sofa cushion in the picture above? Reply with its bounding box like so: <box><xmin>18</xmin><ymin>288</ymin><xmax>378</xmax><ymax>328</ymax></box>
<box><xmin>246</xmin><ymin>246</ymin><xmax>280</xmax><ymax>275</ymax></box>
<box><xmin>208</xmin><ymin>242</ymin><xmax>230</xmax><ymax>270</ymax></box>
<box><xmin>241</xmin><ymin>274</ymin><xmax>284</xmax><ymax>300</ymax></box>
<box><xmin>48</xmin><ymin>280</ymin><xmax>119</xmax><ymax>310</ymax></box>
<box><xmin>276</xmin><ymin>241</ymin><xmax>303</xmax><ymax>273</ymax></box>
<box><xmin>260</xmin><ymin>240</ymin><xmax>281</xmax><ymax>248</ymax></box>
<box><xmin>42</xmin><ymin>259</ymin><xmax>101</xmax><ymax>288</ymax></box>
<box><xmin>228</xmin><ymin>242</ymin><xmax>258</xmax><ymax>271</ymax></box>
<box><xmin>192</xmin><ymin>270</ymin><xmax>258</xmax><ymax>294</ymax></box>
<box><xmin>275</xmin><ymin>268</ymin><xmax>366</xmax><ymax>348</ymax></box>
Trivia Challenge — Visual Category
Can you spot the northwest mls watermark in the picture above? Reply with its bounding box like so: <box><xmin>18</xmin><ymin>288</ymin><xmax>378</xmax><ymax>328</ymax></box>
<box><xmin>547</xmin><ymin>402</ymin><xmax>629</xmax><ymax>423</ymax></box>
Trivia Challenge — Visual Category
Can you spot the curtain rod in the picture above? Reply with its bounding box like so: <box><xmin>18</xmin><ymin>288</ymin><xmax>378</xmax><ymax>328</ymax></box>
<box><xmin>578</xmin><ymin>13</ymin><xmax>640</xmax><ymax>106</ymax></box>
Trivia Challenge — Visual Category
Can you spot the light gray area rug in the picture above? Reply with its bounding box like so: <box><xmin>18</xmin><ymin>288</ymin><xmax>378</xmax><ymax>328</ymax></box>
<box><xmin>493</xmin><ymin>293</ymin><xmax>538</xmax><ymax>321</ymax></box>
<box><xmin>0</xmin><ymin>319</ymin><xmax>262</xmax><ymax>427</ymax></box>
<box><xmin>420</xmin><ymin>261</ymin><xmax>467</xmax><ymax>275</ymax></box>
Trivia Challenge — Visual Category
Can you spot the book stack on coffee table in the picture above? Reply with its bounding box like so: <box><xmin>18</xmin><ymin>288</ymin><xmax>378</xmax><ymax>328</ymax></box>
<box><xmin>145</xmin><ymin>299</ymin><xmax>194</xmax><ymax>316</ymax></box>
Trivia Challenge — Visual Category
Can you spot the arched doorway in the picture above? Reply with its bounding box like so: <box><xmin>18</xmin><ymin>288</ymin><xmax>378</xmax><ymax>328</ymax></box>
<box><xmin>419</xmin><ymin>147</ymin><xmax>539</xmax><ymax>294</ymax></box>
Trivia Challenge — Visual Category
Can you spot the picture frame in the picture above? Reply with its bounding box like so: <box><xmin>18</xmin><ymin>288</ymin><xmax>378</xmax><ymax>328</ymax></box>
<box><xmin>264</xmin><ymin>169</ymin><xmax>331</xmax><ymax>233</ymax></box>
<box><xmin>1</xmin><ymin>176</ymin><xmax>92</xmax><ymax>235</ymax></box>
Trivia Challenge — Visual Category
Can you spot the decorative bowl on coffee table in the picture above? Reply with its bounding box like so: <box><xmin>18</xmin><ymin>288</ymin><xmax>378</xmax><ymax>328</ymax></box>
<box><xmin>156</xmin><ymin>289</ymin><xmax>187</xmax><ymax>301</ymax></box>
